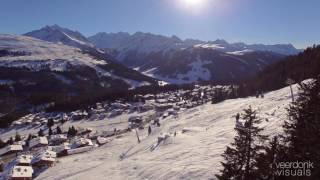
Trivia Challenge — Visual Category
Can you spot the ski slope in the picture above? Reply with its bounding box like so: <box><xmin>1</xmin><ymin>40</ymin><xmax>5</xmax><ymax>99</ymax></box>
<box><xmin>32</xmin><ymin>83</ymin><xmax>300</xmax><ymax>180</ymax></box>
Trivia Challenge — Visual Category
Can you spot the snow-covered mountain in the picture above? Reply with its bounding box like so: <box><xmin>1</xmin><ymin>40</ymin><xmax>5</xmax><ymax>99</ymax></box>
<box><xmin>0</xmin><ymin>34</ymin><xmax>157</xmax><ymax>98</ymax></box>
<box><xmin>89</xmin><ymin>32</ymin><xmax>301</xmax><ymax>57</ymax></box>
<box><xmin>88</xmin><ymin>32</ymin><xmax>298</xmax><ymax>84</ymax></box>
<box><xmin>25</xmin><ymin>25</ymin><xmax>95</xmax><ymax>50</ymax></box>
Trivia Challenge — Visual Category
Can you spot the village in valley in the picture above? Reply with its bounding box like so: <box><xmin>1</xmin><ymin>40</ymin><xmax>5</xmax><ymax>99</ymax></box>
<box><xmin>0</xmin><ymin>84</ymin><xmax>236</xmax><ymax>179</ymax></box>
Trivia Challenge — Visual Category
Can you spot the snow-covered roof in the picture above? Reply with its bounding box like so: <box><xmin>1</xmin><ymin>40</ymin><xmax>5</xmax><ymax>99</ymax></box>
<box><xmin>50</xmin><ymin>134</ymin><xmax>67</xmax><ymax>141</ymax></box>
<box><xmin>0</xmin><ymin>145</ymin><xmax>23</xmax><ymax>156</ymax></box>
<box><xmin>10</xmin><ymin>166</ymin><xmax>33</xmax><ymax>178</ymax></box>
<box><xmin>32</xmin><ymin>150</ymin><xmax>56</xmax><ymax>164</ymax></box>
<box><xmin>72</xmin><ymin>138</ymin><xmax>93</xmax><ymax>147</ymax></box>
<box><xmin>29</xmin><ymin>137</ymin><xmax>48</xmax><ymax>148</ymax></box>
<box><xmin>16</xmin><ymin>155</ymin><xmax>33</xmax><ymax>165</ymax></box>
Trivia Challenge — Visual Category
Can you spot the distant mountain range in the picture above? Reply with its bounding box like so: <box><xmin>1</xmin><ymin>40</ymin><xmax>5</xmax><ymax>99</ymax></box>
<box><xmin>88</xmin><ymin>32</ymin><xmax>300</xmax><ymax>56</ymax></box>
<box><xmin>5</xmin><ymin>25</ymin><xmax>301</xmax><ymax>86</ymax></box>
<box><xmin>88</xmin><ymin>31</ymin><xmax>299</xmax><ymax>84</ymax></box>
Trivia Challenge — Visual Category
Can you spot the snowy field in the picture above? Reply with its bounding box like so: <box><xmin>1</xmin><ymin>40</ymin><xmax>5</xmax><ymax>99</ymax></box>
<box><xmin>16</xmin><ymin>83</ymin><xmax>300</xmax><ymax>180</ymax></box>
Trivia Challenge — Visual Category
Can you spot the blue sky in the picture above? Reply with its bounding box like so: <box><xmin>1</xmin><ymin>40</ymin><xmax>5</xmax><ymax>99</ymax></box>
<box><xmin>0</xmin><ymin>0</ymin><xmax>319</xmax><ymax>48</ymax></box>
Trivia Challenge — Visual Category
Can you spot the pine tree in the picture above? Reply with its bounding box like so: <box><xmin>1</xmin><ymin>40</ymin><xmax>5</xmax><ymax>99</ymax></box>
<box><xmin>38</xmin><ymin>129</ymin><xmax>44</xmax><ymax>137</ymax></box>
<box><xmin>47</xmin><ymin>118</ymin><xmax>54</xmax><ymax>128</ymax></box>
<box><xmin>283</xmin><ymin>78</ymin><xmax>320</xmax><ymax>179</ymax></box>
<box><xmin>216</xmin><ymin>106</ymin><xmax>267</xmax><ymax>180</ymax></box>
<box><xmin>14</xmin><ymin>132</ymin><xmax>21</xmax><ymax>142</ymax></box>
<box><xmin>48</xmin><ymin>127</ymin><xmax>53</xmax><ymax>136</ymax></box>
<box><xmin>25</xmin><ymin>133</ymin><xmax>33</xmax><ymax>147</ymax></box>
<box><xmin>56</xmin><ymin>126</ymin><xmax>62</xmax><ymax>134</ymax></box>
<box><xmin>7</xmin><ymin>137</ymin><xmax>14</xmax><ymax>145</ymax></box>
<box><xmin>255</xmin><ymin>136</ymin><xmax>286</xmax><ymax>180</ymax></box>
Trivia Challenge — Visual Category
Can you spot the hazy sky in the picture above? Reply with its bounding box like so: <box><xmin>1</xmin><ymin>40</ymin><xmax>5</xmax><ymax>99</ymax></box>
<box><xmin>1</xmin><ymin>0</ymin><xmax>319</xmax><ymax>48</ymax></box>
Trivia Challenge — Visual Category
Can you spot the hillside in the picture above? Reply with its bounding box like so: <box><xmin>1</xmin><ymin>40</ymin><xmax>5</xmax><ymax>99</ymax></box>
<box><xmin>3</xmin><ymin>82</ymin><xmax>297</xmax><ymax>180</ymax></box>
<box><xmin>241</xmin><ymin>45</ymin><xmax>320</xmax><ymax>95</ymax></box>
<box><xmin>0</xmin><ymin>34</ymin><xmax>157</xmax><ymax>118</ymax></box>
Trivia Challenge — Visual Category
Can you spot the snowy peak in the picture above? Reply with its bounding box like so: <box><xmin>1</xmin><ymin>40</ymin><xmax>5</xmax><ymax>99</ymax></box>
<box><xmin>89</xmin><ymin>32</ymin><xmax>301</xmax><ymax>56</ymax></box>
<box><xmin>89</xmin><ymin>31</ymin><xmax>185</xmax><ymax>55</ymax></box>
<box><xmin>24</xmin><ymin>25</ymin><xmax>94</xmax><ymax>49</ymax></box>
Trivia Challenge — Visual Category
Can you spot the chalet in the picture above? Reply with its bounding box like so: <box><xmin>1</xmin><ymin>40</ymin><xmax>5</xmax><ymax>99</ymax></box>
<box><xmin>48</xmin><ymin>143</ymin><xmax>70</xmax><ymax>157</ymax></box>
<box><xmin>155</xmin><ymin>104</ymin><xmax>173</xmax><ymax>112</ymax></box>
<box><xmin>29</xmin><ymin>137</ymin><xmax>48</xmax><ymax>149</ymax></box>
<box><xmin>0</xmin><ymin>145</ymin><xmax>23</xmax><ymax>156</ymax></box>
<box><xmin>71</xmin><ymin>138</ymin><xmax>93</xmax><ymax>148</ymax></box>
<box><xmin>49</xmin><ymin>134</ymin><xmax>67</xmax><ymax>145</ymax></box>
<box><xmin>96</xmin><ymin>136</ymin><xmax>108</xmax><ymax>145</ymax></box>
<box><xmin>32</xmin><ymin>150</ymin><xmax>56</xmax><ymax>168</ymax></box>
<box><xmin>8</xmin><ymin>165</ymin><xmax>33</xmax><ymax>180</ymax></box>
<box><xmin>128</xmin><ymin>116</ymin><xmax>143</xmax><ymax>129</ymax></box>
<box><xmin>16</xmin><ymin>155</ymin><xmax>33</xmax><ymax>166</ymax></box>
<box><xmin>71</xmin><ymin>110</ymin><xmax>88</xmax><ymax>121</ymax></box>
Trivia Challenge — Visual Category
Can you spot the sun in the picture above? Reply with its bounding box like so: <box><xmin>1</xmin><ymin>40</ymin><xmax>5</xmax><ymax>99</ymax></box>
<box><xmin>183</xmin><ymin>0</ymin><xmax>205</xmax><ymax>6</ymax></box>
<box><xmin>176</xmin><ymin>0</ymin><xmax>208</xmax><ymax>14</ymax></box>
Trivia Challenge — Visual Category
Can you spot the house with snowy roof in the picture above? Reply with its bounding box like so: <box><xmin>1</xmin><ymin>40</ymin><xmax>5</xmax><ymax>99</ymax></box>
<box><xmin>71</xmin><ymin>138</ymin><xmax>93</xmax><ymax>148</ymax></box>
<box><xmin>29</xmin><ymin>137</ymin><xmax>48</xmax><ymax>149</ymax></box>
<box><xmin>32</xmin><ymin>150</ymin><xmax>56</xmax><ymax>168</ymax></box>
<box><xmin>48</xmin><ymin>142</ymin><xmax>70</xmax><ymax>157</ymax></box>
<box><xmin>16</xmin><ymin>155</ymin><xmax>33</xmax><ymax>166</ymax></box>
<box><xmin>49</xmin><ymin>134</ymin><xmax>67</xmax><ymax>145</ymax></box>
<box><xmin>0</xmin><ymin>145</ymin><xmax>23</xmax><ymax>156</ymax></box>
<box><xmin>8</xmin><ymin>165</ymin><xmax>33</xmax><ymax>180</ymax></box>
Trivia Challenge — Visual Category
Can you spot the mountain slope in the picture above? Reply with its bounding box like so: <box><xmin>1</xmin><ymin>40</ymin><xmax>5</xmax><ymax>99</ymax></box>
<box><xmin>22</xmin><ymin>81</ymin><xmax>300</xmax><ymax>180</ymax></box>
<box><xmin>0</xmin><ymin>34</ymin><xmax>157</xmax><ymax>114</ymax></box>
<box><xmin>241</xmin><ymin>45</ymin><xmax>320</xmax><ymax>95</ymax></box>
<box><xmin>24</xmin><ymin>25</ymin><xmax>95</xmax><ymax>49</ymax></box>
<box><xmin>124</xmin><ymin>47</ymin><xmax>284</xmax><ymax>84</ymax></box>
<box><xmin>88</xmin><ymin>32</ymin><xmax>295</xmax><ymax>84</ymax></box>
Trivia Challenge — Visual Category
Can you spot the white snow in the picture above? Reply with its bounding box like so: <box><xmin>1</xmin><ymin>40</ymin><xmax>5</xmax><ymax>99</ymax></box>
<box><xmin>226</xmin><ymin>49</ymin><xmax>254</xmax><ymax>55</ymax></box>
<box><xmin>21</xmin><ymin>83</ymin><xmax>301</xmax><ymax>180</ymax></box>
<box><xmin>142</xmin><ymin>59</ymin><xmax>211</xmax><ymax>84</ymax></box>
<box><xmin>0</xmin><ymin>34</ymin><xmax>106</xmax><ymax>72</ymax></box>
<box><xmin>194</xmin><ymin>43</ymin><xmax>225</xmax><ymax>50</ymax></box>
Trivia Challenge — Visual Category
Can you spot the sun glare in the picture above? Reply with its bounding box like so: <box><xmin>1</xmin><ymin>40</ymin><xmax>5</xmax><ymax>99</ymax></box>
<box><xmin>177</xmin><ymin>0</ymin><xmax>209</xmax><ymax>14</ymax></box>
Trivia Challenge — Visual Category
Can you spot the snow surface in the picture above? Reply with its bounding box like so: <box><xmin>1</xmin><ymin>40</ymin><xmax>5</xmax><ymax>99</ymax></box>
<box><xmin>22</xmin><ymin>83</ymin><xmax>301</xmax><ymax>180</ymax></box>
<box><xmin>0</xmin><ymin>34</ymin><xmax>106</xmax><ymax>71</ymax></box>
<box><xmin>142</xmin><ymin>59</ymin><xmax>211</xmax><ymax>85</ymax></box>
<box><xmin>194</xmin><ymin>43</ymin><xmax>225</xmax><ymax>50</ymax></box>
<box><xmin>226</xmin><ymin>49</ymin><xmax>254</xmax><ymax>55</ymax></box>
<box><xmin>0</xmin><ymin>34</ymin><xmax>150</xmax><ymax>88</ymax></box>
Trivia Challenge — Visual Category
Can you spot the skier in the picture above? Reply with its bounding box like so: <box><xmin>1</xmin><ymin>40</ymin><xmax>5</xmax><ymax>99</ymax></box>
<box><xmin>148</xmin><ymin>126</ymin><xmax>152</xmax><ymax>136</ymax></box>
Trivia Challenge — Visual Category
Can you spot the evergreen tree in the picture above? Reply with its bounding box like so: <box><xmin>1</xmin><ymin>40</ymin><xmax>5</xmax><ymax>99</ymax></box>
<box><xmin>48</xmin><ymin>127</ymin><xmax>53</xmax><ymax>136</ymax></box>
<box><xmin>67</xmin><ymin>126</ymin><xmax>77</xmax><ymax>137</ymax></box>
<box><xmin>283</xmin><ymin>78</ymin><xmax>320</xmax><ymax>179</ymax></box>
<box><xmin>255</xmin><ymin>136</ymin><xmax>286</xmax><ymax>180</ymax></box>
<box><xmin>216</xmin><ymin>106</ymin><xmax>267</xmax><ymax>180</ymax></box>
<box><xmin>7</xmin><ymin>137</ymin><xmax>14</xmax><ymax>145</ymax></box>
<box><xmin>25</xmin><ymin>133</ymin><xmax>33</xmax><ymax>147</ymax></box>
<box><xmin>14</xmin><ymin>132</ymin><xmax>21</xmax><ymax>142</ymax></box>
<box><xmin>47</xmin><ymin>118</ymin><xmax>54</xmax><ymax>128</ymax></box>
<box><xmin>56</xmin><ymin>126</ymin><xmax>62</xmax><ymax>134</ymax></box>
<box><xmin>38</xmin><ymin>128</ymin><xmax>44</xmax><ymax>137</ymax></box>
